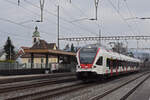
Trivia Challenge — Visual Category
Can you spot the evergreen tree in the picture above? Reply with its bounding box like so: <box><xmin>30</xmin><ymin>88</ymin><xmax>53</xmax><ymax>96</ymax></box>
<box><xmin>4</xmin><ymin>37</ymin><xmax>15</xmax><ymax>60</ymax></box>
<box><xmin>71</xmin><ymin>43</ymin><xmax>75</xmax><ymax>52</ymax></box>
<box><xmin>64</xmin><ymin>44</ymin><xmax>70</xmax><ymax>51</ymax></box>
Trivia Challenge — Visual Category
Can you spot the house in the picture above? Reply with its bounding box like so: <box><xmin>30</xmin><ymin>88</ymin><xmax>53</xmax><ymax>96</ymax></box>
<box><xmin>19</xmin><ymin>26</ymin><xmax>58</xmax><ymax>68</ymax></box>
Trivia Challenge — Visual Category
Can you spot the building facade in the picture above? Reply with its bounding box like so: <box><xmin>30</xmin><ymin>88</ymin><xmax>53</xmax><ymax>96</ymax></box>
<box><xmin>20</xmin><ymin>26</ymin><xmax>58</xmax><ymax>68</ymax></box>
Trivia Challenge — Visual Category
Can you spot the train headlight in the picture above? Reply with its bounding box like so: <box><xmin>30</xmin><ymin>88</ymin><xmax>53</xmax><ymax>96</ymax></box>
<box><xmin>93</xmin><ymin>66</ymin><xmax>96</xmax><ymax>68</ymax></box>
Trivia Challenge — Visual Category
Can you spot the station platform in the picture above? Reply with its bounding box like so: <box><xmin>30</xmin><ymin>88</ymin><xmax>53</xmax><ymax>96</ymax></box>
<box><xmin>0</xmin><ymin>74</ymin><xmax>47</xmax><ymax>80</ymax></box>
<box><xmin>0</xmin><ymin>72</ymin><xmax>75</xmax><ymax>84</ymax></box>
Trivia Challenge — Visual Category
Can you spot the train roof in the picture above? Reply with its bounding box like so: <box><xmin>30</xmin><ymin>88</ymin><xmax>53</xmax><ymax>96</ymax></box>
<box><xmin>102</xmin><ymin>49</ymin><xmax>141</xmax><ymax>62</ymax></box>
<box><xmin>82</xmin><ymin>44</ymin><xmax>141</xmax><ymax>62</ymax></box>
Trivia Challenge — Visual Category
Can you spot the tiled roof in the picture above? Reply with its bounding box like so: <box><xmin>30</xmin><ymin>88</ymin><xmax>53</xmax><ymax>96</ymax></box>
<box><xmin>20</xmin><ymin>47</ymin><xmax>30</xmax><ymax>49</ymax></box>
<box><xmin>20</xmin><ymin>40</ymin><xmax>57</xmax><ymax>58</ymax></box>
<box><xmin>23</xmin><ymin>49</ymin><xmax>76</xmax><ymax>56</ymax></box>
<box><xmin>31</xmin><ymin>40</ymin><xmax>56</xmax><ymax>49</ymax></box>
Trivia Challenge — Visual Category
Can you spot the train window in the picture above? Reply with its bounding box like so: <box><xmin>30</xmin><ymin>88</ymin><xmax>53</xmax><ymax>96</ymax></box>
<box><xmin>113</xmin><ymin>60</ymin><xmax>119</xmax><ymax>68</ymax></box>
<box><xmin>106</xmin><ymin>58</ymin><xmax>110</xmax><ymax>67</ymax></box>
<box><xmin>107</xmin><ymin>59</ymin><xmax>116</xmax><ymax>68</ymax></box>
<box><xmin>81</xmin><ymin>47</ymin><xmax>97</xmax><ymax>52</ymax></box>
<box><xmin>137</xmin><ymin>63</ymin><xmax>139</xmax><ymax>67</ymax></box>
<box><xmin>79</xmin><ymin>47</ymin><xmax>97</xmax><ymax>64</ymax></box>
<box><xmin>96</xmin><ymin>57</ymin><xmax>103</xmax><ymax>65</ymax></box>
<box><xmin>112</xmin><ymin>60</ymin><xmax>116</xmax><ymax>68</ymax></box>
<box><xmin>119</xmin><ymin>60</ymin><xmax>122</xmax><ymax>66</ymax></box>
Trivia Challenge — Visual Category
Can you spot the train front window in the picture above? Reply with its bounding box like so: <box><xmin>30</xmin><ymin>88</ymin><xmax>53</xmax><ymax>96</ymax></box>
<box><xmin>96</xmin><ymin>57</ymin><xmax>103</xmax><ymax>65</ymax></box>
<box><xmin>79</xmin><ymin>48</ymin><xmax>97</xmax><ymax>64</ymax></box>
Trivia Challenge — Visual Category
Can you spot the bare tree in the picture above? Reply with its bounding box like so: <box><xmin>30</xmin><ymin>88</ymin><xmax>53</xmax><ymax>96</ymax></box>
<box><xmin>112</xmin><ymin>42</ymin><xmax>128</xmax><ymax>55</ymax></box>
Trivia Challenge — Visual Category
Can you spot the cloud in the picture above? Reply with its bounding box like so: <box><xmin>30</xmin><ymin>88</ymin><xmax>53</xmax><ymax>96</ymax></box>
<box><xmin>0</xmin><ymin>0</ymin><xmax>150</xmax><ymax>49</ymax></box>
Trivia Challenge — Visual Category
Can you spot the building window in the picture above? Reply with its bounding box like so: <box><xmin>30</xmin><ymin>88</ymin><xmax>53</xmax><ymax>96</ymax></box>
<box><xmin>34</xmin><ymin>38</ymin><xmax>36</xmax><ymax>43</ymax></box>
<box><xmin>28</xmin><ymin>59</ymin><xmax>31</xmax><ymax>63</ymax></box>
<box><xmin>41</xmin><ymin>58</ymin><xmax>44</xmax><ymax>63</ymax></box>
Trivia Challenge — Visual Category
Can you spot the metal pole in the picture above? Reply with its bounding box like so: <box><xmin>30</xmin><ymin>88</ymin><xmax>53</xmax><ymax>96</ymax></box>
<box><xmin>57</xmin><ymin>5</ymin><xmax>60</xmax><ymax>63</ymax></box>
<box><xmin>10</xmin><ymin>46</ymin><xmax>11</xmax><ymax>60</ymax></box>
<box><xmin>137</xmin><ymin>39</ymin><xmax>139</xmax><ymax>53</ymax></box>
<box><xmin>99</xmin><ymin>29</ymin><xmax>101</xmax><ymax>45</ymax></box>
<box><xmin>95</xmin><ymin>4</ymin><xmax>98</xmax><ymax>20</ymax></box>
<box><xmin>94</xmin><ymin>0</ymin><xmax>99</xmax><ymax>20</ymax></box>
<box><xmin>40</xmin><ymin>0</ymin><xmax>45</xmax><ymax>22</ymax></box>
<box><xmin>57</xmin><ymin>5</ymin><xmax>60</xmax><ymax>49</ymax></box>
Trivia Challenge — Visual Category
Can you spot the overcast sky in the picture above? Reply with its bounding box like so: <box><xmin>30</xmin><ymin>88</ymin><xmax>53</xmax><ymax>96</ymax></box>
<box><xmin>0</xmin><ymin>0</ymin><xmax>150</xmax><ymax>50</ymax></box>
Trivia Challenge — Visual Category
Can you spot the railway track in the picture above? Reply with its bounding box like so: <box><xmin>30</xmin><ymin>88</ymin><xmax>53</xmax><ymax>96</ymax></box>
<box><xmin>0</xmin><ymin>75</ymin><xmax>77</xmax><ymax>94</ymax></box>
<box><xmin>6</xmin><ymin>81</ymin><xmax>85</xmax><ymax>100</ymax></box>
<box><xmin>6</xmin><ymin>72</ymin><xmax>145</xmax><ymax>100</ymax></box>
<box><xmin>1</xmin><ymin>72</ymin><xmax>148</xmax><ymax>100</ymax></box>
<box><xmin>89</xmin><ymin>72</ymin><xmax>150</xmax><ymax>100</ymax></box>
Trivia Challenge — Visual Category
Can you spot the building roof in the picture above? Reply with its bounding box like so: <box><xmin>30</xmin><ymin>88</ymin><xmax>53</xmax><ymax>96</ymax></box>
<box><xmin>20</xmin><ymin>46</ymin><xmax>30</xmax><ymax>50</ymax></box>
<box><xmin>19</xmin><ymin>39</ymin><xmax>76</xmax><ymax>58</ymax></box>
<box><xmin>23</xmin><ymin>49</ymin><xmax>76</xmax><ymax>56</ymax></box>
<box><xmin>31</xmin><ymin>40</ymin><xmax>56</xmax><ymax>49</ymax></box>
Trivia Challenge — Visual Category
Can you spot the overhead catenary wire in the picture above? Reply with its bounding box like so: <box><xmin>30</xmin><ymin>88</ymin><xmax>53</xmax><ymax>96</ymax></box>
<box><xmin>24</xmin><ymin>0</ymin><xmax>97</xmax><ymax>35</ymax></box>
<box><xmin>68</xmin><ymin>0</ymin><xmax>109</xmax><ymax>40</ymax></box>
<box><xmin>59</xmin><ymin>5</ymin><xmax>98</xmax><ymax>37</ymax></box>
<box><xmin>123</xmin><ymin>0</ymin><xmax>141</xmax><ymax>35</ymax></box>
<box><xmin>3</xmin><ymin>0</ymin><xmax>98</xmax><ymax>47</ymax></box>
<box><xmin>107</xmin><ymin>0</ymin><xmax>138</xmax><ymax>36</ymax></box>
<box><xmin>1</xmin><ymin>0</ymin><xmax>147</xmax><ymax>49</ymax></box>
<box><xmin>0</xmin><ymin>30</ymin><xmax>31</xmax><ymax>48</ymax></box>
<box><xmin>15</xmin><ymin>0</ymin><xmax>96</xmax><ymax>37</ymax></box>
<box><xmin>71</xmin><ymin>0</ymin><xmax>101</xmax><ymax>28</ymax></box>
<box><xmin>67</xmin><ymin>0</ymin><xmax>101</xmax><ymax>38</ymax></box>
<box><xmin>4</xmin><ymin>0</ymin><xmax>80</xmax><ymax>36</ymax></box>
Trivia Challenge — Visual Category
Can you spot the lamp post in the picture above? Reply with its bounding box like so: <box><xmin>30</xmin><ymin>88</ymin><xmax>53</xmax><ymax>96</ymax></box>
<box><xmin>57</xmin><ymin>5</ymin><xmax>60</xmax><ymax>49</ymax></box>
<box><xmin>99</xmin><ymin>29</ymin><xmax>101</xmax><ymax>45</ymax></box>
<box><xmin>94</xmin><ymin>0</ymin><xmax>100</xmax><ymax>20</ymax></box>
<box><xmin>9</xmin><ymin>46</ymin><xmax>11</xmax><ymax>60</ymax></box>
<box><xmin>70</xmin><ymin>17</ymin><xmax>101</xmax><ymax>45</ymax></box>
<box><xmin>40</xmin><ymin>0</ymin><xmax>45</xmax><ymax>22</ymax></box>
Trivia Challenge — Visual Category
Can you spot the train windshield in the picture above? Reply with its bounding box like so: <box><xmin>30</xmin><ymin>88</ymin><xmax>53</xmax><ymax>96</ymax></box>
<box><xmin>79</xmin><ymin>47</ymin><xmax>97</xmax><ymax>64</ymax></box>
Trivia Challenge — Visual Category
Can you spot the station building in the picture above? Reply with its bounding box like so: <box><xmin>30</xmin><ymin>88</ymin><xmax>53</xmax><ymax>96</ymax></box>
<box><xmin>19</xmin><ymin>26</ymin><xmax>57</xmax><ymax>68</ymax></box>
<box><xmin>19</xmin><ymin>26</ymin><xmax>76</xmax><ymax>69</ymax></box>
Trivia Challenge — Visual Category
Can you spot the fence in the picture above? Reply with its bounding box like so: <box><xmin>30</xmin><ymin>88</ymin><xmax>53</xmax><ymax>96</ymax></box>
<box><xmin>0</xmin><ymin>62</ymin><xmax>22</xmax><ymax>70</ymax></box>
<box><xmin>0</xmin><ymin>62</ymin><xmax>76</xmax><ymax>73</ymax></box>
<box><xmin>22</xmin><ymin>63</ymin><xmax>76</xmax><ymax>72</ymax></box>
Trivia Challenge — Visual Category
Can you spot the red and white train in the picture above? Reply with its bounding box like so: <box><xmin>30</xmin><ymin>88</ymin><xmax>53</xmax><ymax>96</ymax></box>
<box><xmin>76</xmin><ymin>44</ymin><xmax>141</xmax><ymax>81</ymax></box>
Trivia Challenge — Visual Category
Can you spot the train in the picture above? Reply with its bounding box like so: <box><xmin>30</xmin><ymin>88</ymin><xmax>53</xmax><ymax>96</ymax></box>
<box><xmin>76</xmin><ymin>44</ymin><xmax>141</xmax><ymax>81</ymax></box>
